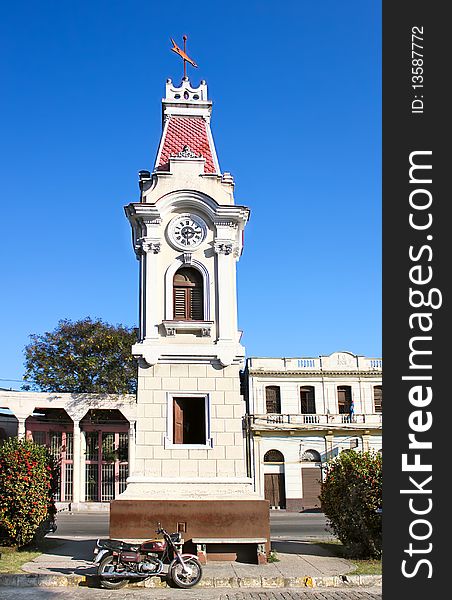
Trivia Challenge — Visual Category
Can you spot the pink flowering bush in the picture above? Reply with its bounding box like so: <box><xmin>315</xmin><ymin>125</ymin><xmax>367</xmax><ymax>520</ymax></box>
<box><xmin>319</xmin><ymin>450</ymin><xmax>382</xmax><ymax>558</ymax></box>
<box><xmin>0</xmin><ymin>438</ymin><xmax>57</xmax><ymax>547</ymax></box>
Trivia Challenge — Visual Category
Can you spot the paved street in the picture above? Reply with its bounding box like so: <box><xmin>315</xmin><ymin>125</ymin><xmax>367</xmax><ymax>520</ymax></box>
<box><xmin>0</xmin><ymin>587</ymin><xmax>382</xmax><ymax>600</ymax></box>
<box><xmin>51</xmin><ymin>510</ymin><xmax>334</xmax><ymax>541</ymax></box>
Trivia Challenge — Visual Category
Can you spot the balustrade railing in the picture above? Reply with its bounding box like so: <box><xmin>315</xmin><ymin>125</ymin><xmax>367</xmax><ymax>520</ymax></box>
<box><xmin>248</xmin><ymin>413</ymin><xmax>382</xmax><ymax>427</ymax></box>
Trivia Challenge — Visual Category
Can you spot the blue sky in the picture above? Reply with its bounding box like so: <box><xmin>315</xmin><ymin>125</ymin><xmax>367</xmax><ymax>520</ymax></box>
<box><xmin>0</xmin><ymin>1</ymin><xmax>381</xmax><ymax>390</ymax></box>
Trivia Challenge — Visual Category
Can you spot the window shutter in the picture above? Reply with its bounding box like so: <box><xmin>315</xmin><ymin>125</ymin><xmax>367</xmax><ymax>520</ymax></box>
<box><xmin>300</xmin><ymin>387</ymin><xmax>315</xmax><ymax>414</ymax></box>
<box><xmin>374</xmin><ymin>386</ymin><xmax>382</xmax><ymax>413</ymax></box>
<box><xmin>190</xmin><ymin>288</ymin><xmax>203</xmax><ymax>320</ymax></box>
<box><xmin>266</xmin><ymin>386</ymin><xmax>281</xmax><ymax>414</ymax></box>
<box><xmin>338</xmin><ymin>386</ymin><xmax>352</xmax><ymax>414</ymax></box>
<box><xmin>174</xmin><ymin>288</ymin><xmax>187</xmax><ymax>319</ymax></box>
<box><xmin>173</xmin><ymin>399</ymin><xmax>184</xmax><ymax>444</ymax></box>
<box><xmin>173</xmin><ymin>267</ymin><xmax>204</xmax><ymax>321</ymax></box>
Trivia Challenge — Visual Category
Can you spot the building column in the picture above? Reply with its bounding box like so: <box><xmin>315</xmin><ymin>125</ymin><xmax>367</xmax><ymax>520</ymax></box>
<box><xmin>214</xmin><ymin>242</ymin><xmax>235</xmax><ymax>341</ymax></box>
<box><xmin>141</xmin><ymin>238</ymin><xmax>161</xmax><ymax>340</ymax></box>
<box><xmin>79</xmin><ymin>428</ymin><xmax>86</xmax><ymax>503</ymax></box>
<box><xmin>253</xmin><ymin>434</ymin><xmax>263</xmax><ymax>496</ymax></box>
<box><xmin>17</xmin><ymin>418</ymin><xmax>26</xmax><ymax>439</ymax></box>
<box><xmin>324</xmin><ymin>433</ymin><xmax>334</xmax><ymax>461</ymax></box>
<box><xmin>128</xmin><ymin>420</ymin><xmax>136</xmax><ymax>476</ymax></box>
<box><xmin>72</xmin><ymin>421</ymin><xmax>81</xmax><ymax>506</ymax></box>
<box><xmin>362</xmin><ymin>433</ymin><xmax>370</xmax><ymax>452</ymax></box>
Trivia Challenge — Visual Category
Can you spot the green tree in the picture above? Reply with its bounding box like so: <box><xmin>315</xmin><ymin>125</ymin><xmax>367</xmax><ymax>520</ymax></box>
<box><xmin>23</xmin><ymin>318</ymin><xmax>138</xmax><ymax>394</ymax></box>
<box><xmin>319</xmin><ymin>450</ymin><xmax>382</xmax><ymax>558</ymax></box>
<box><xmin>0</xmin><ymin>438</ymin><xmax>57</xmax><ymax>547</ymax></box>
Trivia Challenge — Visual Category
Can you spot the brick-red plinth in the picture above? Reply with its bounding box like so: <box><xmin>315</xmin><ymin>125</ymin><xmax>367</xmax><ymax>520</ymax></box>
<box><xmin>110</xmin><ymin>499</ymin><xmax>270</xmax><ymax>563</ymax></box>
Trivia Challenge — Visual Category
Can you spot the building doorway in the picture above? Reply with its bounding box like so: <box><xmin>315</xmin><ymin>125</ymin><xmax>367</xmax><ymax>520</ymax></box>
<box><xmin>81</xmin><ymin>410</ymin><xmax>129</xmax><ymax>502</ymax></box>
<box><xmin>26</xmin><ymin>408</ymin><xmax>74</xmax><ymax>502</ymax></box>
<box><xmin>300</xmin><ymin>449</ymin><xmax>322</xmax><ymax>511</ymax></box>
<box><xmin>263</xmin><ymin>449</ymin><xmax>286</xmax><ymax>509</ymax></box>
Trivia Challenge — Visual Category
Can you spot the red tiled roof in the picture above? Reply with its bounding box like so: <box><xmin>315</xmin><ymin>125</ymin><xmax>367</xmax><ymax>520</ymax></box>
<box><xmin>156</xmin><ymin>116</ymin><xmax>216</xmax><ymax>173</ymax></box>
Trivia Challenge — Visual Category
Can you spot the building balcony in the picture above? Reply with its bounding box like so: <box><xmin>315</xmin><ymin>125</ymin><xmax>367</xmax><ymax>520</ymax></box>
<box><xmin>162</xmin><ymin>320</ymin><xmax>214</xmax><ymax>337</ymax></box>
<box><xmin>247</xmin><ymin>413</ymin><xmax>382</xmax><ymax>432</ymax></box>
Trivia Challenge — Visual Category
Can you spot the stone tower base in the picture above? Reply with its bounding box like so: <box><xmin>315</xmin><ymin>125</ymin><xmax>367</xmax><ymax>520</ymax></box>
<box><xmin>110</xmin><ymin>499</ymin><xmax>270</xmax><ymax>563</ymax></box>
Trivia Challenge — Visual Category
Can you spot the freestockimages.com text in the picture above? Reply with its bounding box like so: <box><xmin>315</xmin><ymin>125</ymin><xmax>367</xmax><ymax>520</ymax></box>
<box><xmin>400</xmin><ymin>150</ymin><xmax>441</xmax><ymax>579</ymax></box>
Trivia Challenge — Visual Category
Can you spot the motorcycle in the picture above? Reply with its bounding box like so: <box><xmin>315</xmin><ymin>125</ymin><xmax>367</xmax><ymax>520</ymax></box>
<box><xmin>93</xmin><ymin>523</ymin><xmax>202</xmax><ymax>589</ymax></box>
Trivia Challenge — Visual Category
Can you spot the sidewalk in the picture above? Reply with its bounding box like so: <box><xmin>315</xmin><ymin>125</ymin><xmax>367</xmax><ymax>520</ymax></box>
<box><xmin>0</xmin><ymin>536</ymin><xmax>381</xmax><ymax>589</ymax></box>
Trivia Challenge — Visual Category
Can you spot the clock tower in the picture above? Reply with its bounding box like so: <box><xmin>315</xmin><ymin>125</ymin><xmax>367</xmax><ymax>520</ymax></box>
<box><xmin>110</xmin><ymin>77</ymin><xmax>270</xmax><ymax>562</ymax></box>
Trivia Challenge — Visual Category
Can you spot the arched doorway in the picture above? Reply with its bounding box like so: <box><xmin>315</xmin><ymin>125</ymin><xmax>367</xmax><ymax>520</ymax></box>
<box><xmin>263</xmin><ymin>449</ymin><xmax>286</xmax><ymax>509</ymax></box>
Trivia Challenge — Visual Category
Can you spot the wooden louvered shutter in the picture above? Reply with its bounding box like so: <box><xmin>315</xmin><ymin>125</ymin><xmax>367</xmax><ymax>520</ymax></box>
<box><xmin>174</xmin><ymin>287</ymin><xmax>188</xmax><ymax>319</ymax></box>
<box><xmin>266</xmin><ymin>386</ymin><xmax>281</xmax><ymax>414</ymax></box>
<box><xmin>374</xmin><ymin>386</ymin><xmax>382</xmax><ymax>413</ymax></box>
<box><xmin>173</xmin><ymin>268</ymin><xmax>204</xmax><ymax>321</ymax></box>
<box><xmin>190</xmin><ymin>287</ymin><xmax>203</xmax><ymax>320</ymax></box>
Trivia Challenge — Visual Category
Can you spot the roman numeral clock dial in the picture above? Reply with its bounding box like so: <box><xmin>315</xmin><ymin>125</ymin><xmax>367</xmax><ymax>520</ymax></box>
<box><xmin>167</xmin><ymin>214</ymin><xmax>207</xmax><ymax>251</ymax></box>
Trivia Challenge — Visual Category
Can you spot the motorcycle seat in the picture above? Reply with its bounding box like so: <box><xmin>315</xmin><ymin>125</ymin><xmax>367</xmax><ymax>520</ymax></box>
<box><xmin>97</xmin><ymin>539</ymin><xmax>139</xmax><ymax>551</ymax></box>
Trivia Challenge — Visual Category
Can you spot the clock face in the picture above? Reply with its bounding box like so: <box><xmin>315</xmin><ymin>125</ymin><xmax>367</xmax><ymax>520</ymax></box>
<box><xmin>167</xmin><ymin>214</ymin><xmax>207</xmax><ymax>250</ymax></box>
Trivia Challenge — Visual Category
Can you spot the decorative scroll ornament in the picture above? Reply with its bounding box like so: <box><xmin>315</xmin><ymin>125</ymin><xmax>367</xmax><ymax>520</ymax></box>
<box><xmin>214</xmin><ymin>241</ymin><xmax>234</xmax><ymax>255</ymax></box>
<box><xmin>171</xmin><ymin>145</ymin><xmax>202</xmax><ymax>159</ymax></box>
<box><xmin>136</xmin><ymin>238</ymin><xmax>161</xmax><ymax>254</ymax></box>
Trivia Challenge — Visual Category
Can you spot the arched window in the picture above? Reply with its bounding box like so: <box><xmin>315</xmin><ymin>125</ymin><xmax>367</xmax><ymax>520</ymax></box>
<box><xmin>337</xmin><ymin>386</ymin><xmax>352</xmax><ymax>414</ymax></box>
<box><xmin>173</xmin><ymin>267</ymin><xmax>204</xmax><ymax>320</ymax></box>
<box><xmin>374</xmin><ymin>385</ymin><xmax>382</xmax><ymax>413</ymax></box>
<box><xmin>265</xmin><ymin>386</ymin><xmax>281</xmax><ymax>414</ymax></box>
<box><xmin>264</xmin><ymin>449</ymin><xmax>284</xmax><ymax>463</ymax></box>
<box><xmin>301</xmin><ymin>449</ymin><xmax>321</xmax><ymax>462</ymax></box>
<box><xmin>300</xmin><ymin>386</ymin><xmax>316</xmax><ymax>414</ymax></box>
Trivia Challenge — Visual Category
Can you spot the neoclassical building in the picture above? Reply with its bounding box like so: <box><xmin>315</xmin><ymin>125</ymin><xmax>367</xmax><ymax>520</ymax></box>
<box><xmin>243</xmin><ymin>351</ymin><xmax>382</xmax><ymax>511</ymax></box>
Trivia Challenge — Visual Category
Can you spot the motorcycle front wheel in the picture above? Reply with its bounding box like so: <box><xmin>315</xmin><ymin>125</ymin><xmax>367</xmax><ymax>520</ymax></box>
<box><xmin>170</xmin><ymin>557</ymin><xmax>203</xmax><ymax>588</ymax></box>
<box><xmin>97</xmin><ymin>554</ymin><xmax>129</xmax><ymax>589</ymax></box>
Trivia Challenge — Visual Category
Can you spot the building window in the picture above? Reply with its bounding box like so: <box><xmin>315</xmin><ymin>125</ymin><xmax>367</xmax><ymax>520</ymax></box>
<box><xmin>173</xmin><ymin>397</ymin><xmax>206</xmax><ymax>444</ymax></box>
<box><xmin>264</xmin><ymin>449</ymin><xmax>284</xmax><ymax>463</ymax></box>
<box><xmin>265</xmin><ymin>386</ymin><xmax>281</xmax><ymax>414</ymax></box>
<box><xmin>374</xmin><ymin>385</ymin><xmax>382</xmax><ymax>413</ymax></box>
<box><xmin>337</xmin><ymin>386</ymin><xmax>352</xmax><ymax>414</ymax></box>
<box><xmin>173</xmin><ymin>267</ymin><xmax>204</xmax><ymax>320</ymax></box>
<box><xmin>166</xmin><ymin>394</ymin><xmax>211</xmax><ymax>448</ymax></box>
<box><xmin>301</xmin><ymin>449</ymin><xmax>321</xmax><ymax>462</ymax></box>
<box><xmin>300</xmin><ymin>386</ymin><xmax>316</xmax><ymax>414</ymax></box>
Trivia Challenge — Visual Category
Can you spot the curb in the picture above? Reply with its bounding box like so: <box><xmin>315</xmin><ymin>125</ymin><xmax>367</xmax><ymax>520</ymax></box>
<box><xmin>0</xmin><ymin>573</ymin><xmax>382</xmax><ymax>589</ymax></box>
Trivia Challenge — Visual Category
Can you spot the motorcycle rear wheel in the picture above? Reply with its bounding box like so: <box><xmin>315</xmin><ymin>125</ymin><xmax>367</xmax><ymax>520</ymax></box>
<box><xmin>170</xmin><ymin>557</ymin><xmax>203</xmax><ymax>588</ymax></box>
<box><xmin>97</xmin><ymin>554</ymin><xmax>129</xmax><ymax>589</ymax></box>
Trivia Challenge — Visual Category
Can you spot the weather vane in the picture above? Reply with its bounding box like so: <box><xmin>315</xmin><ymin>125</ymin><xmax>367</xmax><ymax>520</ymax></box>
<box><xmin>170</xmin><ymin>35</ymin><xmax>198</xmax><ymax>79</ymax></box>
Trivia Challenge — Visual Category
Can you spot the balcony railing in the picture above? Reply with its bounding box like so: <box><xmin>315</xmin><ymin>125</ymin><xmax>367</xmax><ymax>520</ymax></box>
<box><xmin>248</xmin><ymin>413</ymin><xmax>382</xmax><ymax>428</ymax></box>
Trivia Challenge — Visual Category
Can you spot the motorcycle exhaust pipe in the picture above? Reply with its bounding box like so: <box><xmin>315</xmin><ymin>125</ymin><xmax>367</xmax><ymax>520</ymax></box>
<box><xmin>101</xmin><ymin>569</ymin><xmax>163</xmax><ymax>579</ymax></box>
<box><xmin>100</xmin><ymin>572</ymin><xmax>149</xmax><ymax>579</ymax></box>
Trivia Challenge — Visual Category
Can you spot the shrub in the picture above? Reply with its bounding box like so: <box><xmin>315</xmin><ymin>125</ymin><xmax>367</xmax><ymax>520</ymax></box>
<box><xmin>0</xmin><ymin>438</ymin><xmax>57</xmax><ymax>547</ymax></box>
<box><xmin>319</xmin><ymin>450</ymin><xmax>382</xmax><ymax>558</ymax></box>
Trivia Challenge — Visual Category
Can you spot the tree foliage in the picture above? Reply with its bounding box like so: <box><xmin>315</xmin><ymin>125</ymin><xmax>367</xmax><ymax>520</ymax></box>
<box><xmin>23</xmin><ymin>318</ymin><xmax>138</xmax><ymax>394</ymax></box>
<box><xmin>319</xmin><ymin>450</ymin><xmax>382</xmax><ymax>558</ymax></box>
<box><xmin>0</xmin><ymin>438</ymin><xmax>57</xmax><ymax>547</ymax></box>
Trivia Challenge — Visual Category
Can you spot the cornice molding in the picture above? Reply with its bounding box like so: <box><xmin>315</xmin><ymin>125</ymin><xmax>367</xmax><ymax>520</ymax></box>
<box><xmin>248</xmin><ymin>370</ymin><xmax>382</xmax><ymax>378</ymax></box>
